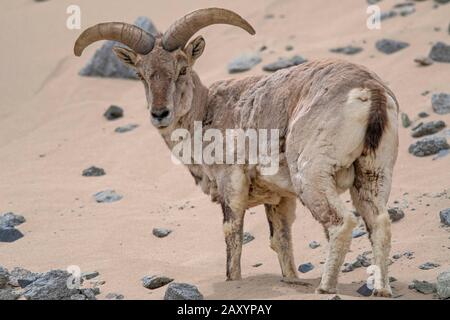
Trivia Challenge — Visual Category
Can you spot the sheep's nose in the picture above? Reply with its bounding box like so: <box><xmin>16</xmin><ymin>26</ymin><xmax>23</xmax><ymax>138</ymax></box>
<box><xmin>151</xmin><ymin>108</ymin><xmax>170</xmax><ymax>121</ymax></box>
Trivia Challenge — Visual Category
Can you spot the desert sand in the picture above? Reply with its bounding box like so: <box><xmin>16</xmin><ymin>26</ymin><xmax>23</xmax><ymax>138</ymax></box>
<box><xmin>0</xmin><ymin>0</ymin><xmax>449</xmax><ymax>300</ymax></box>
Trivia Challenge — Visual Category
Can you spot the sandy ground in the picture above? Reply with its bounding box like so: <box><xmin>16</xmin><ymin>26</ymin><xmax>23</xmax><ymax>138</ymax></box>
<box><xmin>0</xmin><ymin>0</ymin><xmax>449</xmax><ymax>300</ymax></box>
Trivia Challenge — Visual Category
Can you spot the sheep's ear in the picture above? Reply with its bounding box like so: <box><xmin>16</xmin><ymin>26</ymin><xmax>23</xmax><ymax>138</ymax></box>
<box><xmin>185</xmin><ymin>36</ymin><xmax>205</xmax><ymax>65</ymax></box>
<box><xmin>113</xmin><ymin>46</ymin><xmax>139</xmax><ymax>67</ymax></box>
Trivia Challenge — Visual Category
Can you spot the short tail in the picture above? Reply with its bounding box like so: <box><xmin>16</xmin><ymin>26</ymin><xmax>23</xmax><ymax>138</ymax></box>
<box><xmin>363</xmin><ymin>87</ymin><xmax>388</xmax><ymax>155</ymax></box>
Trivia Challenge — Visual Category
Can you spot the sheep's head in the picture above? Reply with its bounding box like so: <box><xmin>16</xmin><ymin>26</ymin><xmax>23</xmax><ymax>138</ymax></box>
<box><xmin>74</xmin><ymin>8</ymin><xmax>255</xmax><ymax>130</ymax></box>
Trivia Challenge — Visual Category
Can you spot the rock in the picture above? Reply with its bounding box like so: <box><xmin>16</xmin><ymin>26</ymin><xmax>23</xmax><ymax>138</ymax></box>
<box><xmin>393</xmin><ymin>254</ymin><xmax>402</xmax><ymax>260</ymax></box>
<box><xmin>401</xmin><ymin>113</ymin><xmax>411</xmax><ymax>128</ymax></box>
<box><xmin>105</xmin><ymin>292</ymin><xmax>124</xmax><ymax>300</ymax></box>
<box><xmin>408</xmin><ymin>136</ymin><xmax>450</xmax><ymax>157</ymax></box>
<box><xmin>419</xmin><ymin>262</ymin><xmax>440</xmax><ymax>270</ymax></box>
<box><xmin>411</xmin><ymin>120</ymin><xmax>446</xmax><ymax>137</ymax></box>
<box><xmin>432</xmin><ymin>93</ymin><xmax>450</xmax><ymax>115</ymax></box>
<box><xmin>70</xmin><ymin>294</ymin><xmax>87</xmax><ymax>300</ymax></box>
<box><xmin>343</xmin><ymin>252</ymin><xmax>372</xmax><ymax>272</ymax></box>
<box><xmin>375</xmin><ymin>39</ymin><xmax>409</xmax><ymax>54</ymax></box>
<box><xmin>252</xmin><ymin>263</ymin><xmax>263</xmax><ymax>268</ymax></box>
<box><xmin>436</xmin><ymin>271</ymin><xmax>450</xmax><ymax>299</ymax></box>
<box><xmin>434</xmin><ymin>0</ymin><xmax>450</xmax><ymax>4</ymax></box>
<box><xmin>357</xmin><ymin>283</ymin><xmax>373</xmax><ymax>297</ymax></box>
<box><xmin>227</xmin><ymin>53</ymin><xmax>262</xmax><ymax>74</ymax></box>
<box><xmin>298</xmin><ymin>262</ymin><xmax>314</xmax><ymax>273</ymax></box>
<box><xmin>82</xmin><ymin>166</ymin><xmax>105</xmax><ymax>177</ymax></box>
<box><xmin>142</xmin><ymin>275</ymin><xmax>174</xmax><ymax>289</ymax></box>
<box><xmin>23</xmin><ymin>270</ymin><xmax>79</xmax><ymax>300</ymax></box>
<box><xmin>79</xmin><ymin>17</ymin><xmax>158</xmax><ymax>79</ymax></box>
<box><xmin>389</xmin><ymin>276</ymin><xmax>397</xmax><ymax>283</ymax></box>
<box><xmin>329</xmin><ymin>295</ymin><xmax>341</xmax><ymax>300</ymax></box>
<box><xmin>262</xmin><ymin>55</ymin><xmax>307</xmax><ymax>72</ymax></box>
<box><xmin>396</xmin><ymin>5</ymin><xmax>416</xmax><ymax>16</ymax></box>
<box><xmin>429</xmin><ymin>42</ymin><xmax>450</xmax><ymax>63</ymax></box>
<box><xmin>380</xmin><ymin>11</ymin><xmax>397</xmax><ymax>21</ymax></box>
<box><xmin>0</xmin><ymin>288</ymin><xmax>20</xmax><ymax>300</ymax></box>
<box><xmin>433</xmin><ymin>149</ymin><xmax>450</xmax><ymax>160</ymax></box>
<box><xmin>94</xmin><ymin>190</ymin><xmax>123</xmax><ymax>203</ymax></box>
<box><xmin>414</xmin><ymin>56</ymin><xmax>434</xmax><ymax>66</ymax></box>
<box><xmin>0</xmin><ymin>227</ymin><xmax>24</xmax><ymax>243</ymax></box>
<box><xmin>309</xmin><ymin>241</ymin><xmax>320</xmax><ymax>249</ymax></box>
<box><xmin>404</xmin><ymin>251</ymin><xmax>414</xmax><ymax>259</ymax></box>
<box><xmin>367</xmin><ymin>0</ymin><xmax>382</xmax><ymax>4</ymax></box>
<box><xmin>439</xmin><ymin>208</ymin><xmax>450</xmax><ymax>226</ymax></box>
<box><xmin>80</xmin><ymin>288</ymin><xmax>98</xmax><ymax>300</ymax></box>
<box><xmin>164</xmin><ymin>283</ymin><xmax>203</xmax><ymax>300</ymax></box>
<box><xmin>330</xmin><ymin>46</ymin><xmax>363</xmax><ymax>55</ymax></box>
<box><xmin>103</xmin><ymin>105</ymin><xmax>123</xmax><ymax>120</ymax></box>
<box><xmin>8</xmin><ymin>267</ymin><xmax>40</xmax><ymax>288</ymax></box>
<box><xmin>409</xmin><ymin>280</ymin><xmax>436</xmax><ymax>294</ymax></box>
<box><xmin>388</xmin><ymin>207</ymin><xmax>405</xmax><ymax>222</ymax></box>
<box><xmin>115</xmin><ymin>123</ymin><xmax>139</xmax><ymax>133</ymax></box>
<box><xmin>352</xmin><ymin>229</ymin><xmax>367</xmax><ymax>238</ymax></box>
<box><xmin>418</xmin><ymin>112</ymin><xmax>429</xmax><ymax>118</ymax></box>
<box><xmin>0</xmin><ymin>212</ymin><xmax>26</xmax><ymax>228</ymax></box>
<box><xmin>0</xmin><ymin>267</ymin><xmax>8</xmax><ymax>289</ymax></box>
<box><xmin>243</xmin><ymin>232</ymin><xmax>255</xmax><ymax>244</ymax></box>
<box><xmin>152</xmin><ymin>228</ymin><xmax>172</xmax><ymax>238</ymax></box>
<box><xmin>81</xmin><ymin>271</ymin><xmax>99</xmax><ymax>280</ymax></box>
<box><xmin>285</xmin><ymin>45</ymin><xmax>294</xmax><ymax>51</ymax></box>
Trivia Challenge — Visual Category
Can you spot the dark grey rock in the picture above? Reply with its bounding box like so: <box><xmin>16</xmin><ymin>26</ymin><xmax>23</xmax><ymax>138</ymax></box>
<box><xmin>81</xmin><ymin>271</ymin><xmax>99</xmax><ymax>280</ymax></box>
<box><xmin>434</xmin><ymin>0</ymin><xmax>450</xmax><ymax>4</ymax></box>
<box><xmin>164</xmin><ymin>283</ymin><xmax>203</xmax><ymax>300</ymax></box>
<box><xmin>152</xmin><ymin>228</ymin><xmax>172</xmax><ymax>238</ymax></box>
<box><xmin>367</xmin><ymin>0</ymin><xmax>382</xmax><ymax>4</ymax></box>
<box><xmin>408</xmin><ymin>136</ymin><xmax>450</xmax><ymax>157</ymax></box>
<box><xmin>393</xmin><ymin>253</ymin><xmax>402</xmax><ymax>260</ymax></box>
<box><xmin>409</xmin><ymin>280</ymin><xmax>436</xmax><ymax>294</ymax></box>
<box><xmin>79</xmin><ymin>17</ymin><xmax>157</xmax><ymax>80</ymax></box>
<box><xmin>411</xmin><ymin>120</ymin><xmax>446</xmax><ymax>137</ymax></box>
<box><xmin>23</xmin><ymin>270</ymin><xmax>79</xmax><ymax>300</ymax></box>
<box><xmin>105</xmin><ymin>292</ymin><xmax>124</xmax><ymax>300</ymax></box>
<box><xmin>414</xmin><ymin>56</ymin><xmax>434</xmax><ymax>66</ymax></box>
<box><xmin>243</xmin><ymin>232</ymin><xmax>255</xmax><ymax>244</ymax></box>
<box><xmin>70</xmin><ymin>293</ymin><xmax>86</xmax><ymax>300</ymax></box>
<box><xmin>330</xmin><ymin>46</ymin><xmax>363</xmax><ymax>55</ymax></box>
<box><xmin>252</xmin><ymin>263</ymin><xmax>263</xmax><ymax>268</ymax></box>
<box><xmin>418</xmin><ymin>112</ymin><xmax>429</xmax><ymax>118</ymax></box>
<box><xmin>142</xmin><ymin>275</ymin><xmax>174</xmax><ymax>289</ymax></box>
<box><xmin>285</xmin><ymin>45</ymin><xmax>294</xmax><ymax>51</ymax></box>
<box><xmin>375</xmin><ymin>39</ymin><xmax>409</xmax><ymax>54</ymax></box>
<box><xmin>401</xmin><ymin>113</ymin><xmax>411</xmax><ymax>128</ymax></box>
<box><xmin>104</xmin><ymin>105</ymin><xmax>123</xmax><ymax>120</ymax></box>
<box><xmin>419</xmin><ymin>262</ymin><xmax>440</xmax><ymax>270</ymax></box>
<box><xmin>404</xmin><ymin>251</ymin><xmax>415</xmax><ymax>259</ymax></box>
<box><xmin>440</xmin><ymin>208</ymin><xmax>450</xmax><ymax>226</ymax></box>
<box><xmin>0</xmin><ymin>212</ymin><xmax>25</xmax><ymax>228</ymax></box>
<box><xmin>357</xmin><ymin>283</ymin><xmax>373</xmax><ymax>297</ymax></box>
<box><xmin>397</xmin><ymin>5</ymin><xmax>416</xmax><ymax>16</ymax></box>
<box><xmin>298</xmin><ymin>262</ymin><xmax>314</xmax><ymax>273</ymax></box>
<box><xmin>309</xmin><ymin>241</ymin><xmax>320</xmax><ymax>249</ymax></box>
<box><xmin>436</xmin><ymin>271</ymin><xmax>450</xmax><ymax>299</ymax></box>
<box><xmin>412</xmin><ymin>122</ymin><xmax>424</xmax><ymax>131</ymax></box>
<box><xmin>0</xmin><ymin>267</ymin><xmax>8</xmax><ymax>289</ymax></box>
<box><xmin>429</xmin><ymin>42</ymin><xmax>450</xmax><ymax>63</ymax></box>
<box><xmin>263</xmin><ymin>55</ymin><xmax>307</xmax><ymax>72</ymax></box>
<box><xmin>80</xmin><ymin>288</ymin><xmax>97</xmax><ymax>300</ymax></box>
<box><xmin>380</xmin><ymin>11</ymin><xmax>397</xmax><ymax>21</ymax></box>
<box><xmin>82</xmin><ymin>166</ymin><xmax>105</xmax><ymax>177</ymax></box>
<box><xmin>0</xmin><ymin>288</ymin><xmax>20</xmax><ymax>300</ymax></box>
<box><xmin>94</xmin><ymin>190</ymin><xmax>123</xmax><ymax>203</ymax></box>
<box><xmin>433</xmin><ymin>148</ymin><xmax>450</xmax><ymax>160</ymax></box>
<box><xmin>343</xmin><ymin>252</ymin><xmax>372</xmax><ymax>272</ymax></box>
<box><xmin>388</xmin><ymin>207</ymin><xmax>405</xmax><ymax>222</ymax></box>
<box><xmin>432</xmin><ymin>93</ymin><xmax>450</xmax><ymax>115</ymax></box>
<box><xmin>0</xmin><ymin>227</ymin><xmax>24</xmax><ymax>243</ymax></box>
<box><xmin>115</xmin><ymin>123</ymin><xmax>139</xmax><ymax>133</ymax></box>
<box><xmin>352</xmin><ymin>229</ymin><xmax>367</xmax><ymax>238</ymax></box>
<box><xmin>227</xmin><ymin>53</ymin><xmax>261</xmax><ymax>73</ymax></box>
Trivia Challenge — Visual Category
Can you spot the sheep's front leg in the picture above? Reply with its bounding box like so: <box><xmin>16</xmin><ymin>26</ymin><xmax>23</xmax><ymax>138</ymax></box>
<box><xmin>221</xmin><ymin>202</ymin><xmax>245</xmax><ymax>281</ymax></box>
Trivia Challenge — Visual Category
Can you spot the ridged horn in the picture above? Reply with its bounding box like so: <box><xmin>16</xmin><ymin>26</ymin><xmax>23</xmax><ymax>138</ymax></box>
<box><xmin>74</xmin><ymin>22</ymin><xmax>155</xmax><ymax>56</ymax></box>
<box><xmin>162</xmin><ymin>8</ymin><xmax>255</xmax><ymax>51</ymax></box>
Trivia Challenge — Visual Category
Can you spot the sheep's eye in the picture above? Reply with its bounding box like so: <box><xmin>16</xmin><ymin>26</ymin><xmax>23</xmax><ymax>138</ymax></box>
<box><xmin>179</xmin><ymin>67</ymin><xmax>187</xmax><ymax>77</ymax></box>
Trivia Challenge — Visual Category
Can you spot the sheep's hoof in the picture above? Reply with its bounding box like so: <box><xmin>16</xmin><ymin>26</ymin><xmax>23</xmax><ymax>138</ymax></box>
<box><xmin>372</xmin><ymin>287</ymin><xmax>392</xmax><ymax>298</ymax></box>
<box><xmin>315</xmin><ymin>287</ymin><xmax>337</xmax><ymax>294</ymax></box>
<box><xmin>281</xmin><ymin>278</ymin><xmax>311</xmax><ymax>286</ymax></box>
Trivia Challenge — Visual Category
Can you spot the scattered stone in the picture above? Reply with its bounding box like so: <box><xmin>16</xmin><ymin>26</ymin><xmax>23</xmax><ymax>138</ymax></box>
<box><xmin>81</xmin><ymin>271</ymin><xmax>99</xmax><ymax>280</ymax></box>
<box><xmin>8</xmin><ymin>267</ymin><xmax>40</xmax><ymax>288</ymax></box>
<box><xmin>418</xmin><ymin>112</ymin><xmax>429</xmax><ymax>118</ymax></box>
<box><xmin>375</xmin><ymin>39</ymin><xmax>409</xmax><ymax>54</ymax></box>
<box><xmin>81</xmin><ymin>288</ymin><xmax>98</xmax><ymax>300</ymax></box>
<box><xmin>285</xmin><ymin>45</ymin><xmax>294</xmax><ymax>51</ymax></box>
<box><xmin>401</xmin><ymin>113</ymin><xmax>411</xmax><ymax>128</ymax></box>
<box><xmin>357</xmin><ymin>283</ymin><xmax>373</xmax><ymax>297</ymax></box>
<box><xmin>94</xmin><ymin>190</ymin><xmax>123</xmax><ymax>203</ymax></box>
<box><xmin>389</xmin><ymin>276</ymin><xmax>397</xmax><ymax>283</ymax></box>
<box><xmin>367</xmin><ymin>0</ymin><xmax>382</xmax><ymax>4</ymax></box>
<box><xmin>298</xmin><ymin>262</ymin><xmax>314</xmax><ymax>273</ymax></box>
<box><xmin>262</xmin><ymin>55</ymin><xmax>307</xmax><ymax>72</ymax></box>
<box><xmin>309</xmin><ymin>241</ymin><xmax>320</xmax><ymax>249</ymax></box>
<box><xmin>103</xmin><ymin>105</ymin><xmax>123</xmax><ymax>120</ymax></box>
<box><xmin>411</xmin><ymin>120</ymin><xmax>446</xmax><ymax>138</ymax></box>
<box><xmin>343</xmin><ymin>252</ymin><xmax>372</xmax><ymax>272</ymax></box>
<box><xmin>409</xmin><ymin>280</ymin><xmax>436</xmax><ymax>294</ymax></box>
<box><xmin>408</xmin><ymin>136</ymin><xmax>450</xmax><ymax>157</ymax></box>
<box><xmin>414</xmin><ymin>56</ymin><xmax>434</xmax><ymax>66</ymax></box>
<box><xmin>115</xmin><ymin>123</ymin><xmax>139</xmax><ymax>133</ymax></box>
<box><xmin>439</xmin><ymin>208</ymin><xmax>450</xmax><ymax>226</ymax></box>
<box><xmin>23</xmin><ymin>270</ymin><xmax>79</xmax><ymax>300</ymax></box>
<box><xmin>388</xmin><ymin>207</ymin><xmax>405</xmax><ymax>222</ymax></box>
<box><xmin>329</xmin><ymin>295</ymin><xmax>341</xmax><ymax>300</ymax></box>
<box><xmin>422</xmin><ymin>90</ymin><xmax>430</xmax><ymax>96</ymax></box>
<box><xmin>432</xmin><ymin>93</ymin><xmax>450</xmax><ymax>115</ymax></box>
<box><xmin>433</xmin><ymin>149</ymin><xmax>450</xmax><ymax>160</ymax></box>
<box><xmin>0</xmin><ymin>227</ymin><xmax>24</xmax><ymax>243</ymax></box>
<box><xmin>243</xmin><ymin>232</ymin><xmax>255</xmax><ymax>244</ymax></box>
<box><xmin>227</xmin><ymin>53</ymin><xmax>262</xmax><ymax>74</ymax></box>
<box><xmin>330</xmin><ymin>46</ymin><xmax>363</xmax><ymax>55</ymax></box>
<box><xmin>419</xmin><ymin>262</ymin><xmax>440</xmax><ymax>270</ymax></box>
<box><xmin>79</xmin><ymin>17</ymin><xmax>158</xmax><ymax>79</ymax></box>
<box><xmin>393</xmin><ymin>254</ymin><xmax>402</xmax><ymax>260</ymax></box>
<box><xmin>142</xmin><ymin>275</ymin><xmax>174</xmax><ymax>289</ymax></box>
<box><xmin>352</xmin><ymin>229</ymin><xmax>367</xmax><ymax>238</ymax></box>
<box><xmin>0</xmin><ymin>212</ymin><xmax>26</xmax><ymax>228</ymax></box>
<box><xmin>152</xmin><ymin>228</ymin><xmax>172</xmax><ymax>238</ymax></box>
<box><xmin>380</xmin><ymin>11</ymin><xmax>397</xmax><ymax>21</ymax></box>
<box><xmin>0</xmin><ymin>267</ymin><xmax>8</xmax><ymax>289</ymax></box>
<box><xmin>396</xmin><ymin>5</ymin><xmax>416</xmax><ymax>16</ymax></box>
<box><xmin>412</xmin><ymin>122</ymin><xmax>424</xmax><ymax>131</ymax></box>
<box><xmin>0</xmin><ymin>288</ymin><xmax>20</xmax><ymax>300</ymax></box>
<box><xmin>429</xmin><ymin>42</ymin><xmax>450</xmax><ymax>63</ymax></box>
<box><xmin>164</xmin><ymin>283</ymin><xmax>204</xmax><ymax>300</ymax></box>
<box><xmin>252</xmin><ymin>263</ymin><xmax>263</xmax><ymax>268</ymax></box>
<box><xmin>404</xmin><ymin>251</ymin><xmax>415</xmax><ymax>259</ymax></box>
<box><xmin>70</xmin><ymin>293</ymin><xmax>86</xmax><ymax>300</ymax></box>
<box><xmin>82</xmin><ymin>166</ymin><xmax>105</xmax><ymax>177</ymax></box>
<box><xmin>436</xmin><ymin>271</ymin><xmax>450</xmax><ymax>299</ymax></box>
<box><xmin>105</xmin><ymin>292</ymin><xmax>124</xmax><ymax>300</ymax></box>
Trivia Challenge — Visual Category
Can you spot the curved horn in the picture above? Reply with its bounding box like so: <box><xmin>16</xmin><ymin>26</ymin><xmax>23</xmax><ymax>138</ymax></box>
<box><xmin>162</xmin><ymin>8</ymin><xmax>255</xmax><ymax>51</ymax></box>
<box><xmin>74</xmin><ymin>22</ymin><xmax>155</xmax><ymax>56</ymax></box>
